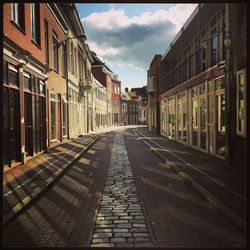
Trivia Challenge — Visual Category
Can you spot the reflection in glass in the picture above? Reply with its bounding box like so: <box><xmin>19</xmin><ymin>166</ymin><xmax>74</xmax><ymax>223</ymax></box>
<box><xmin>215</xmin><ymin>93</ymin><xmax>226</xmax><ymax>156</ymax></box>
<box><xmin>192</xmin><ymin>99</ymin><xmax>198</xmax><ymax>146</ymax></box>
<box><xmin>200</xmin><ymin>98</ymin><xmax>207</xmax><ymax>150</ymax></box>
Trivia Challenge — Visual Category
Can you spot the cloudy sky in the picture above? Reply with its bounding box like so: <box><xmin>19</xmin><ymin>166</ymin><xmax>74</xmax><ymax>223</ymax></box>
<box><xmin>78</xmin><ymin>3</ymin><xmax>197</xmax><ymax>92</ymax></box>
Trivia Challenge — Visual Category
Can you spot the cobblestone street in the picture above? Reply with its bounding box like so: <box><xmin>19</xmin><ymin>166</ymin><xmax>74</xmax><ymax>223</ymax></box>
<box><xmin>3</xmin><ymin>128</ymin><xmax>245</xmax><ymax>247</ymax></box>
<box><xmin>90</xmin><ymin>133</ymin><xmax>153</xmax><ymax>247</ymax></box>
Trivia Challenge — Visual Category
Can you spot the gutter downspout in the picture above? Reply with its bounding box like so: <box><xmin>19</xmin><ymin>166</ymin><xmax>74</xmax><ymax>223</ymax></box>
<box><xmin>224</xmin><ymin>4</ymin><xmax>232</xmax><ymax>164</ymax></box>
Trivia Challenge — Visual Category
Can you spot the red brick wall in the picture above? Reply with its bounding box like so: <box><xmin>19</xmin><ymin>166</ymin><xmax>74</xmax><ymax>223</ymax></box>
<box><xmin>111</xmin><ymin>80</ymin><xmax>120</xmax><ymax>100</ymax></box>
<box><xmin>3</xmin><ymin>3</ymin><xmax>67</xmax><ymax>72</ymax></box>
<box><xmin>4</xmin><ymin>3</ymin><xmax>45</xmax><ymax>63</ymax></box>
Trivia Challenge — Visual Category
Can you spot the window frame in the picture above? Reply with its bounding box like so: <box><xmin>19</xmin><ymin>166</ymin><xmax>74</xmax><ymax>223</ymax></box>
<box><xmin>236</xmin><ymin>69</ymin><xmax>246</xmax><ymax>137</ymax></box>
<box><xmin>11</xmin><ymin>3</ymin><xmax>25</xmax><ymax>32</ymax></box>
<box><xmin>30</xmin><ymin>3</ymin><xmax>40</xmax><ymax>46</ymax></box>
<box><xmin>52</xmin><ymin>30</ymin><xmax>59</xmax><ymax>72</ymax></box>
<box><xmin>44</xmin><ymin>18</ymin><xmax>49</xmax><ymax>65</ymax></box>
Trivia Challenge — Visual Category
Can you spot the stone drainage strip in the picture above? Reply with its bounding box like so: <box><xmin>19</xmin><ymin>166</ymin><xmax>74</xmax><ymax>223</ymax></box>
<box><xmin>90</xmin><ymin>133</ymin><xmax>153</xmax><ymax>247</ymax></box>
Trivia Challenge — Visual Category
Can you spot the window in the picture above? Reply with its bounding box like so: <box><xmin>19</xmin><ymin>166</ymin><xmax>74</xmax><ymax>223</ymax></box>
<box><xmin>62</xmin><ymin>100</ymin><xmax>67</xmax><ymax>136</ymax></box>
<box><xmin>52</xmin><ymin>31</ymin><xmax>58</xmax><ymax>72</ymax></box>
<box><xmin>50</xmin><ymin>93</ymin><xmax>56</xmax><ymax>140</ymax></box>
<box><xmin>62</xmin><ymin>43</ymin><xmax>66</xmax><ymax>77</ymax></box>
<box><xmin>201</xmin><ymin>28</ymin><xmax>207</xmax><ymax>72</ymax></box>
<box><xmin>44</xmin><ymin>19</ymin><xmax>49</xmax><ymax>65</ymax></box>
<box><xmin>70</xmin><ymin>42</ymin><xmax>74</xmax><ymax>74</ymax></box>
<box><xmin>31</xmin><ymin>3</ymin><xmax>40</xmax><ymax>45</ymax></box>
<box><xmin>236</xmin><ymin>69</ymin><xmax>246</xmax><ymax>136</ymax></box>
<box><xmin>8</xmin><ymin>65</ymin><xmax>19</xmax><ymax>87</ymax></box>
<box><xmin>39</xmin><ymin>80</ymin><xmax>45</xmax><ymax>95</ymax></box>
<box><xmin>11</xmin><ymin>3</ymin><xmax>25</xmax><ymax>31</ymax></box>
<box><xmin>23</xmin><ymin>72</ymin><xmax>31</xmax><ymax>90</ymax></box>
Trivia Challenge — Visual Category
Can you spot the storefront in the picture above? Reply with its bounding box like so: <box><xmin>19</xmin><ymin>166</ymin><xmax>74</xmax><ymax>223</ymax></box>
<box><xmin>160</xmin><ymin>76</ymin><xmax>226</xmax><ymax>159</ymax></box>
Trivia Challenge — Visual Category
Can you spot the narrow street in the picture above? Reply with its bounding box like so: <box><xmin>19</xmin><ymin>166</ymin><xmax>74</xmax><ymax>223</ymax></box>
<box><xmin>3</xmin><ymin>127</ymin><xmax>245</xmax><ymax>247</ymax></box>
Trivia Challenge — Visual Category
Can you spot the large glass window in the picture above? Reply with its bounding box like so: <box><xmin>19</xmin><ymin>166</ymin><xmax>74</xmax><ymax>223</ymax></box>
<box><xmin>31</xmin><ymin>3</ymin><xmax>40</xmax><ymax>45</ymax></box>
<box><xmin>200</xmin><ymin>98</ymin><xmax>207</xmax><ymax>150</ymax></box>
<box><xmin>215</xmin><ymin>92</ymin><xmax>226</xmax><ymax>156</ymax></box>
<box><xmin>62</xmin><ymin>100</ymin><xmax>67</xmax><ymax>136</ymax></box>
<box><xmin>11</xmin><ymin>3</ymin><xmax>25</xmax><ymax>31</ymax></box>
<box><xmin>50</xmin><ymin>94</ymin><xmax>56</xmax><ymax>140</ymax></box>
<box><xmin>192</xmin><ymin>98</ymin><xmax>198</xmax><ymax>147</ymax></box>
<box><xmin>236</xmin><ymin>69</ymin><xmax>246</xmax><ymax>136</ymax></box>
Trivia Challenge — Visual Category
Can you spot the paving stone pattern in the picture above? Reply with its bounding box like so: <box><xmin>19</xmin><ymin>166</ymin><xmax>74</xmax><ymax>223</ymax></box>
<box><xmin>90</xmin><ymin>133</ymin><xmax>153</xmax><ymax>247</ymax></box>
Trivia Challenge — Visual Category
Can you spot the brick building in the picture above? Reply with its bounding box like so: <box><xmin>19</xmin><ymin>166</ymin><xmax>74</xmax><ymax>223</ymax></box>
<box><xmin>159</xmin><ymin>4</ymin><xmax>246</xmax><ymax>168</ymax></box>
<box><xmin>3</xmin><ymin>3</ymin><xmax>54</xmax><ymax>167</ymax></box>
<box><xmin>147</xmin><ymin>55</ymin><xmax>162</xmax><ymax>134</ymax></box>
<box><xmin>91</xmin><ymin>52</ymin><xmax>117</xmax><ymax>127</ymax></box>
<box><xmin>111</xmin><ymin>78</ymin><xmax>121</xmax><ymax>125</ymax></box>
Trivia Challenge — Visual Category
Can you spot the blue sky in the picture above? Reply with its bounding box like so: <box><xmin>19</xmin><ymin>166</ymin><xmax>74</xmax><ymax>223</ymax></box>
<box><xmin>77</xmin><ymin>3</ymin><xmax>197</xmax><ymax>92</ymax></box>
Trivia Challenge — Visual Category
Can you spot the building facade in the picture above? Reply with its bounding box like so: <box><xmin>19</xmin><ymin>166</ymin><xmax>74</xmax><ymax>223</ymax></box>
<box><xmin>91</xmin><ymin>52</ymin><xmax>113</xmax><ymax>127</ymax></box>
<box><xmin>2</xmin><ymin>3</ymin><xmax>67</xmax><ymax>167</ymax></box>
<box><xmin>93</xmin><ymin>78</ymin><xmax>108</xmax><ymax>129</ymax></box>
<box><xmin>138</xmin><ymin>96</ymin><xmax>148</xmax><ymax>125</ymax></box>
<box><xmin>147</xmin><ymin>55</ymin><xmax>162</xmax><ymax>134</ymax></box>
<box><xmin>159</xmin><ymin>4</ymin><xmax>246</xmax><ymax>168</ymax></box>
<box><xmin>111</xmin><ymin>78</ymin><xmax>121</xmax><ymax>126</ymax></box>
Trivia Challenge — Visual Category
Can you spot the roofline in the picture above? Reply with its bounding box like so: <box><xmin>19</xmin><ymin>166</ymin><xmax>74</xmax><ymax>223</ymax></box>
<box><xmin>161</xmin><ymin>3</ymin><xmax>201</xmax><ymax>61</ymax></box>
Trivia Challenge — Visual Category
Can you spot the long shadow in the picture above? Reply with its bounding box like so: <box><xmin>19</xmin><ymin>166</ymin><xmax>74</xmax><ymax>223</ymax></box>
<box><xmin>3</xmin><ymin>134</ymin><xmax>114</xmax><ymax>247</ymax></box>
<box><xmin>123</xmin><ymin>128</ymin><xmax>245</xmax><ymax>244</ymax></box>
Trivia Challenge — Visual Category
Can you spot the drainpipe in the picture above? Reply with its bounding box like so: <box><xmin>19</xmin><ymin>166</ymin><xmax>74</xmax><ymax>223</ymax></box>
<box><xmin>224</xmin><ymin>4</ymin><xmax>232</xmax><ymax>164</ymax></box>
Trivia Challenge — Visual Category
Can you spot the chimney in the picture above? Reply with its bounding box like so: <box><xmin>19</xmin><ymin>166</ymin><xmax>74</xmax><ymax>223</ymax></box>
<box><xmin>125</xmin><ymin>87</ymin><xmax>129</xmax><ymax>92</ymax></box>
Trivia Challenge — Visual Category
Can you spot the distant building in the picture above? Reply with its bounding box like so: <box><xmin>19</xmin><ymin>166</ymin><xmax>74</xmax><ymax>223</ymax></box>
<box><xmin>147</xmin><ymin>55</ymin><xmax>162</xmax><ymax>134</ymax></box>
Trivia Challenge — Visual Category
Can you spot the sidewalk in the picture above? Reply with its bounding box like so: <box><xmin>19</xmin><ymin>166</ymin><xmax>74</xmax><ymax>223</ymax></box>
<box><xmin>134</xmin><ymin>126</ymin><xmax>246</xmax><ymax>232</ymax></box>
<box><xmin>3</xmin><ymin>133</ymin><xmax>103</xmax><ymax>226</ymax></box>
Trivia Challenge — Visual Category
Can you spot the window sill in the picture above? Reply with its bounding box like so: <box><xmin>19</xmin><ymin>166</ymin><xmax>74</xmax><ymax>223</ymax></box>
<box><xmin>52</xmin><ymin>68</ymin><xmax>59</xmax><ymax>74</ymax></box>
<box><xmin>10</xmin><ymin>20</ymin><xmax>26</xmax><ymax>35</ymax></box>
<box><xmin>31</xmin><ymin>39</ymin><xmax>41</xmax><ymax>50</ymax></box>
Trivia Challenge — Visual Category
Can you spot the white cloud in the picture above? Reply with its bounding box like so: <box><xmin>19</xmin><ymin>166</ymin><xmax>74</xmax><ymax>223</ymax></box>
<box><xmin>81</xmin><ymin>4</ymin><xmax>197</xmax><ymax>83</ymax></box>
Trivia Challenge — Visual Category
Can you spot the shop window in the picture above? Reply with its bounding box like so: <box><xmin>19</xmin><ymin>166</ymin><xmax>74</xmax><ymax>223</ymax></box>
<box><xmin>236</xmin><ymin>69</ymin><xmax>246</xmax><ymax>137</ymax></box>
<box><xmin>31</xmin><ymin>3</ymin><xmax>40</xmax><ymax>45</ymax></box>
<box><xmin>11</xmin><ymin>3</ymin><xmax>25</xmax><ymax>31</ymax></box>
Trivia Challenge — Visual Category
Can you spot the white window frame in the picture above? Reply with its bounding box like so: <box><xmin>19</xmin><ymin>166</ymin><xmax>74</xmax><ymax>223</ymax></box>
<box><xmin>236</xmin><ymin>69</ymin><xmax>246</xmax><ymax>137</ymax></box>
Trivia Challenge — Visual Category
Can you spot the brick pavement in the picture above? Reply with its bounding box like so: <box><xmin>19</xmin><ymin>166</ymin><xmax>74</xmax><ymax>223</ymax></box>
<box><xmin>90</xmin><ymin>133</ymin><xmax>153</xmax><ymax>247</ymax></box>
<box><xmin>134</xmin><ymin>127</ymin><xmax>246</xmax><ymax>231</ymax></box>
<box><xmin>3</xmin><ymin>134</ymin><xmax>100</xmax><ymax>226</ymax></box>
<box><xmin>123</xmin><ymin>128</ymin><xmax>245</xmax><ymax>247</ymax></box>
<box><xmin>3</xmin><ymin>133</ymin><xmax>114</xmax><ymax>246</ymax></box>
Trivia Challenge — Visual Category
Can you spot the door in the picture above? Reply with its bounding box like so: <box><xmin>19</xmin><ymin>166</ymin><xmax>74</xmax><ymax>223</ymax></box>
<box><xmin>24</xmin><ymin>92</ymin><xmax>33</xmax><ymax>156</ymax></box>
<box><xmin>9</xmin><ymin>89</ymin><xmax>20</xmax><ymax>163</ymax></box>
<box><xmin>57</xmin><ymin>94</ymin><xmax>62</xmax><ymax>141</ymax></box>
<box><xmin>215</xmin><ymin>90</ymin><xmax>226</xmax><ymax>157</ymax></box>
